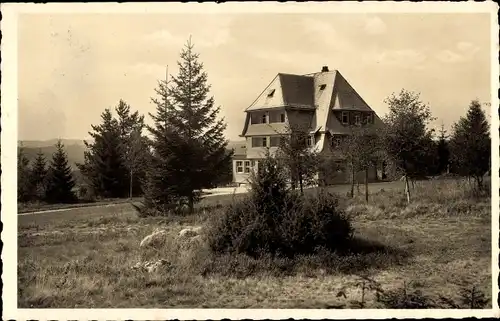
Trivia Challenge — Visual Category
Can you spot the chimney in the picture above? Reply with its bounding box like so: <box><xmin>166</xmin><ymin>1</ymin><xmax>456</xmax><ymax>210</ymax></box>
<box><xmin>321</xmin><ymin>66</ymin><xmax>329</xmax><ymax>72</ymax></box>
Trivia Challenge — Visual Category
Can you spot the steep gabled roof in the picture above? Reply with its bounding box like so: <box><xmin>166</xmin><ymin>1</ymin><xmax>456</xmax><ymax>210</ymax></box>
<box><xmin>246</xmin><ymin>73</ymin><xmax>315</xmax><ymax>112</ymax></box>
<box><xmin>279</xmin><ymin>73</ymin><xmax>315</xmax><ymax>108</ymax></box>
<box><xmin>311</xmin><ymin>70</ymin><xmax>337</xmax><ymax>132</ymax></box>
<box><xmin>242</xmin><ymin>68</ymin><xmax>382</xmax><ymax>141</ymax></box>
<box><xmin>330</xmin><ymin>72</ymin><xmax>372</xmax><ymax>111</ymax></box>
<box><xmin>245</xmin><ymin>74</ymin><xmax>284</xmax><ymax>112</ymax></box>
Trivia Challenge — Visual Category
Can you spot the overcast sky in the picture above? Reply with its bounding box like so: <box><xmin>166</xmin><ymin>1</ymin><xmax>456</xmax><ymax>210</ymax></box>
<box><xmin>18</xmin><ymin>12</ymin><xmax>492</xmax><ymax>141</ymax></box>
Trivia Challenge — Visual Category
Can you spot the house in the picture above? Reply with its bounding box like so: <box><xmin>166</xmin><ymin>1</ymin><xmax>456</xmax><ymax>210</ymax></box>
<box><xmin>232</xmin><ymin>66</ymin><xmax>385</xmax><ymax>186</ymax></box>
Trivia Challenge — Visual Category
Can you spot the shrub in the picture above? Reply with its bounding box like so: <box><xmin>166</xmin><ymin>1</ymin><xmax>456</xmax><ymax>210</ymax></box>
<box><xmin>208</xmin><ymin>154</ymin><xmax>353</xmax><ymax>258</ymax></box>
<box><xmin>376</xmin><ymin>281</ymin><xmax>436</xmax><ymax>308</ymax></box>
<box><xmin>78</xmin><ymin>185</ymin><xmax>96</xmax><ymax>203</ymax></box>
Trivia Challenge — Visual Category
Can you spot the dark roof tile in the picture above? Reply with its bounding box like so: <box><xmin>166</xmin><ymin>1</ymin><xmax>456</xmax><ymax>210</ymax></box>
<box><xmin>278</xmin><ymin>73</ymin><xmax>315</xmax><ymax>108</ymax></box>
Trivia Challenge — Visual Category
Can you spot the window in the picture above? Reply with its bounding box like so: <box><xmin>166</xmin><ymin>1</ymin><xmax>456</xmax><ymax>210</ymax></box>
<box><xmin>252</xmin><ymin>137</ymin><xmax>268</xmax><ymax>147</ymax></box>
<box><xmin>267</xmin><ymin>89</ymin><xmax>275</xmax><ymax>97</ymax></box>
<box><xmin>261</xmin><ymin>113</ymin><xmax>267</xmax><ymax>124</ymax></box>
<box><xmin>307</xmin><ymin>135</ymin><xmax>313</xmax><ymax>147</ymax></box>
<box><xmin>236</xmin><ymin>161</ymin><xmax>243</xmax><ymax>173</ymax></box>
<box><xmin>354</xmin><ymin>114</ymin><xmax>361</xmax><ymax>126</ymax></box>
<box><xmin>251</xmin><ymin>160</ymin><xmax>255</xmax><ymax>167</ymax></box>
<box><xmin>270</xmin><ymin>136</ymin><xmax>280</xmax><ymax>147</ymax></box>
<box><xmin>280</xmin><ymin>113</ymin><xmax>286</xmax><ymax>123</ymax></box>
<box><xmin>244</xmin><ymin>161</ymin><xmax>251</xmax><ymax>173</ymax></box>
<box><xmin>331</xmin><ymin>136</ymin><xmax>342</xmax><ymax>148</ymax></box>
<box><xmin>319</xmin><ymin>84</ymin><xmax>327</xmax><ymax>90</ymax></box>
<box><xmin>341</xmin><ymin>111</ymin><xmax>349</xmax><ymax>125</ymax></box>
<box><xmin>366</xmin><ymin>113</ymin><xmax>373</xmax><ymax>124</ymax></box>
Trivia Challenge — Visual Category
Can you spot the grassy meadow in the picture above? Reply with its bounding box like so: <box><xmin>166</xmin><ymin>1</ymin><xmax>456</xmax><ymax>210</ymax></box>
<box><xmin>18</xmin><ymin>179</ymin><xmax>492</xmax><ymax>308</ymax></box>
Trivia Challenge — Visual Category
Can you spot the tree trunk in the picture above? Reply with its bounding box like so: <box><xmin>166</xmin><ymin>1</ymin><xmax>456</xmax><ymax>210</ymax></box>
<box><xmin>188</xmin><ymin>194</ymin><xmax>194</xmax><ymax>214</ymax></box>
<box><xmin>299</xmin><ymin>172</ymin><xmax>304</xmax><ymax>195</ymax></box>
<box><xmin>350</xmin><ymin>162</ymin><xmax>355</xmax><ymax>198</ymax></box>
<box><xmin>404</xmin><ymin>174</ymin><xmax>411</xmax><ymax>204</ymax></box>
<box><xmin>129</xmin><ymin>169</ymin><xmax>133</xmax><ymax>199</ymax></box>
<box><xmin>365</xmin><ymin>168</ymin><xmax>369</xmax><ymax>202</ymax></box>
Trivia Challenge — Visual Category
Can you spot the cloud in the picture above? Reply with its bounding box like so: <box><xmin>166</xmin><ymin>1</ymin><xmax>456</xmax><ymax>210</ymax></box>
<box><xmin>363</xmin><ymin>49</ymin><xmax>427</xmax><ymax>69</ymax></box>
<box><xmin>456</xmin><ymin>41</ymin><xmax>480</xmax><ymax>55</ymax></box>
<box><xmin>300</xmin><ymin>17</ymin><xmax>354</xmax><ymax>52</ymax></box>
<box><xmin>435</xmin><ymin>42</ymin><xmax>480</xmax><ymax>64</ymax></box>
<box><xmin>364</xmin><ymin>16</ymin><xmax>387</xmax><ymax>35</ymax></box>
<box><xmin>435</xmin><ymin>50</ymin><xmax>465</xmax><ymax>64</ymax></box>
<box><xmin>142</xmin><ymin>17</ymin><xmax>232</xmax><ymax>49</ymax></box>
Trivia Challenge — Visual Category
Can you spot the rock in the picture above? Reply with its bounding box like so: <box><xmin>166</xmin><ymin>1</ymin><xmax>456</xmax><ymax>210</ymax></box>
<box><xmin>140</xmin><ymin>229</ymin><xmax>168</xmax><ymax>248</ymax></box>
<box><xmin>132</xmin><ymin>259</ymin><xmax>169</xmax><ymax>273</ymax></box>
<box><xmin>144</xmin><ymin>259</ymin><xmax>169</xmax><ymax>273</ymax></box>
<box><xmin>178</xmin><ymin>226</ymin><xmax>203</xmax><ymax>238</ymax></box>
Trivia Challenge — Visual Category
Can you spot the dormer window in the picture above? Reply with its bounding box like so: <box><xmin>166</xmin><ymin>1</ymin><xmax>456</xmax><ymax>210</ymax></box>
<box><xmin>267</xmin><ymin>89</ymin><xmax>275</xmax><ymax>97</ymax></box>
<box><xmin>366</xmin><ymin>113</ymin><xmax>373</xmax><ymax>124</ymax></box>
<box><xmin>354</xmin><ymin>114</ymin><xmax>361</xmax><ymax>126</ymax></box>
<box><xmin>280</xmin><ymin>113</ymin><xmax>286</xmax><ymax>123</ymax></box>
<box><xmin>319</xmin><ymin>84</ymin><xmax>326</xmax><ymax>90</ymax></box>
<box><xmin>307</xmin><ymin>135</ymin><xmax>314</xmax><ymax>147</ymax></box>
<box><xmin>341</xmin><ymin>111</ymin><xmax>349</xmax><ymax>125</ymax></box>
<box><xmin>331</xmin><ymin>136</ymin><xmax>342</xmax><ymax>148</ymax></box>
<box><xmin>261</xmin><ymin>113</ymin><xmax>268</xmax><ymax>124</ymax></box>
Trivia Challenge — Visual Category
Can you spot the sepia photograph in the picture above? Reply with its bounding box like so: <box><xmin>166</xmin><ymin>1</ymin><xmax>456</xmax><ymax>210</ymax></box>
<box><xmin>2</xmin><ymin>2</ymin><xmax>499</xmax><ymax>319</ymax></box>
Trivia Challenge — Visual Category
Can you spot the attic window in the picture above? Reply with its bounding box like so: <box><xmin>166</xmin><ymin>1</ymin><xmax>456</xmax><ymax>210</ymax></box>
<box><xmin>319</xmin><ymin>84</ymin><xmax>326</xmax><ymax>90</ymax></box>
<box><xmin>366</xmin><ymin>113</ymin><xmax>373</xmax><ymax>124</ymax></box>
<box><xmin>267</xmin><ymin>89</ymin><xmax>275</xmax><ymax>97</ymax></box>
<box><xmin>354</xmin><ymin>114</ymin><xmax>361</xmax><ymax>126</ymax></box>
<box><xmin>341</xmin><ymin>111</ymin><xmax>349</xmax><ymax>125</ymax></box>
<box><xmin>307</xmin><ymin>135</ymin><xmax>314</xmax><ymax>147</ymax></box>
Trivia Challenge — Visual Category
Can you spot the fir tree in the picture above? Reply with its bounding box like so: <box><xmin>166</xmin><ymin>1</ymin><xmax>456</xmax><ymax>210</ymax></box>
<box><xmin>77</xmin><ymin>109</ymin><xmax>129</xmax><ymax>198</ymax></box>
<box><xmin>45</xmin><ymin>140</ymin><xmax>77</xmax><ymax>204</ymax></box>
<box><xmin>115</xmin><ymin>100</ymin><xmax>147</xmax><ymax>198</ymax></box>
<box><xmin>436</xmin><ymin>124</ymin><xmax>450</xmax><ymax>174</ymax></box>
<box><xmin>142</xmin><ymin>65</ymin><xmax>178</xmax><ymax>214</ymax></box>
<box><xmin>30</xmin><ymin>150</ymin><xmax>48</xmax><ymax>201</ymax></box>
<box><xmin>17</xmin><ymin>146</ymin><xmax>33</xmax><ymax>202</ymax></box>
<box><xmin>449</xmin><ymin>100</ymin><xmax>490</xmax><ymax>190</ymax></box>
<box><xmin>145</xmin><ymin>38</ymin><xmax>232</xmax><ymax>213</ymax></box>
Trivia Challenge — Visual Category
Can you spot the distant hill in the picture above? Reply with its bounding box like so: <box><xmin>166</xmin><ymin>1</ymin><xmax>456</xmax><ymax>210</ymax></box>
<box><xmin>18</xmin><ymin>139</ymin><xmax>246</xmax><ymax>170</ymax></box>
<box><xmin>19</xmin><ymin>139</ymin><xmax>87</xmax><ymax>149</ymax></box>
<box><xmin>19</xmin><ymin>143</ymin><xmax>87</xmax><ymax>170</ymax></box>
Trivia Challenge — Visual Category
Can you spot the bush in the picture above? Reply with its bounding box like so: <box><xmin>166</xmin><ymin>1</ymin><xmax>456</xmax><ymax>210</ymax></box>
<box><xmin>78</xmin><ymin>185</ymin><xmax>96</xmax><ymax>203</ymax></box>
<box><xmin>208</xmin><ymin>154</ymin><xmax>353</xmax><ymax>258</ymax></box>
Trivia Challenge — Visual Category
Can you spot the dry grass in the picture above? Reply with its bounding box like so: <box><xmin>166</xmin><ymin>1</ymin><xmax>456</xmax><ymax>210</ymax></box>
<box><xmin>17</xmin><ymin>197</ymin><xmax>144</xmax><ymax>214</ymax></box>
<box><xmin>18</xmin><ymin>179</ymin><xmax>492</xmax><ymax>308</ymax></box>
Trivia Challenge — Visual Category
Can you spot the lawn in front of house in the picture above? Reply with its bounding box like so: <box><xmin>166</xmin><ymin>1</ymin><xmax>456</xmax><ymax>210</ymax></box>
<box><xmin>18</xmin><ymin>179</ymin><xmax>491</xmax><ymax>308</ymax></box>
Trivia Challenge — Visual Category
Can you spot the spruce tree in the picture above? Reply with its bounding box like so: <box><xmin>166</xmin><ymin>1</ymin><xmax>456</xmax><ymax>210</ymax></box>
<box><xmin>78</xmin><ymin>109</ymin><xmax>129</xmax><ymax>198</ymax></box>
<box><xmin>45</xmin><ymin>140</ymin><xmax>77</xmax><ymax>204</ymax></box>
<box><xmin>449</xmin><ymin>100</ymin><xmax>490</xmax><ymax>190</ymax></box>
<box><xmin>115</xmin><ymin>100</ymin><xmax>147</xmax><ymax>198</ymax></box>
<box><xmin>142</xmin><ymin>65</ymin><xmax>177</xmax><ymax>214</ymax></box>
<box><xmin>145</xmin><ymin>38</ymin><xmax>232</xmax><ymax>213</ymax></box>
<box><xmin>436</xmin><ymin>124</ymin><xmax>450</xmax><ymax>175</ymax></box>
<box><xmin>30</xmin><ymin>150</ymin><xmax>48</xmax><ymax>201</ymax></box>
<box><xmin>17</xmin><ymin>146</ymin><xmax>33</xmax><ymax>202</ymax></box>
